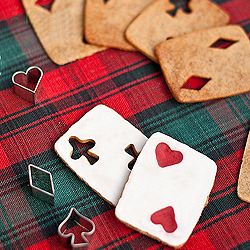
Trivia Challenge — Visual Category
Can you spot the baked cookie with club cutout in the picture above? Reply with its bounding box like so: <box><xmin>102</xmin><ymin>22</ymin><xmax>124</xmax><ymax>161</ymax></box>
<box><xmin>115</xmin><ymin>132</ymin><xmax>217</xmax><ymax>248</ymax></box>
<box><xmin>156</xmin><ymin>25</ymin><xmax>250</xmax><ymax>102</ymax></box>
<box><xmin>54</xmin><ymin>105</ymin><xmax>147</xmax><ymax>206</ymax></box>
<box><xmin>126</xmin><ymin>0</ymin><xmax>229</xmax><ymax>62</ymax></box>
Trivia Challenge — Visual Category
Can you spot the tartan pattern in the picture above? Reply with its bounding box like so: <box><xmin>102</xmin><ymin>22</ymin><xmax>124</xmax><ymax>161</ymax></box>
<box><xmin>0</xmin><ymin>0</ymin><xmax>250</xmax><ymax>249</ymax></box>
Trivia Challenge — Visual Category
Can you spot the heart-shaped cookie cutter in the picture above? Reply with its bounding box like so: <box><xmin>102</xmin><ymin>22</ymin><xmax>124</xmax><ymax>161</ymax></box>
<box><xmin>12</xmin><ymin>66</ymin><xmax>43</xmax><ymax>104</ymax></box>
<box><xmin>58</xmin><ymin>208</ymin><xmax>95</xmax><ymax>250</ymax></box>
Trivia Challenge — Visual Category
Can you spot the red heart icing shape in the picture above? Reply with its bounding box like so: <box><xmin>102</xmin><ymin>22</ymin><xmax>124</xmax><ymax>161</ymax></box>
<box><xmin>155</xmin><ymin>142</ymin><xmax>183</xmax><ymax>168</ymax></box>
<box><xmin>151</xmin><ymin>206</ymin><xmax>177</xmax><ymax>233</ymax></box>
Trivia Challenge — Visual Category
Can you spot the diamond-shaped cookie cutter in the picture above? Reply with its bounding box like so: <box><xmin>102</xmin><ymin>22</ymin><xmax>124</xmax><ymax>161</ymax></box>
<box><xmin>12</xmin><ymin>66</ymin><xmax>43</xmax><ymax>104</ymax></box>
<box><xmin>28</xmin><ymin>164</ymin><xmax>55</xmax><ymax>205</ymax></box>
<box><xmin>58</xmin><ymin>207</ymin><xmax>95</xmax><ymax>250</ymax></box>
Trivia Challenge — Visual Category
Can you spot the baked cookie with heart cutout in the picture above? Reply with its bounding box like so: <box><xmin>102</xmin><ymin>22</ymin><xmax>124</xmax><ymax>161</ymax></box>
<box><xmin>126</xmin><ymin>0</ymin><xmax>229</xmax><ymax>62</ymax></box>
<box><xmin>115</xmin><ymin>132</ymin><xmax>217</xmax><ymax>248</ymax></box>
<box><xmin>156</xmin><ymin>25</ymin><xmax>250</xmax><ymax>103</ymax></box>
<box><xmin>22</xmin><ymin>0</ymin><xmax>106</xmax><ymax>65</ymax></box>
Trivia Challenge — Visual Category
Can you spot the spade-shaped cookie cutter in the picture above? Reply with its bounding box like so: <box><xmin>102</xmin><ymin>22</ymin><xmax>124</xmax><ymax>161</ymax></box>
<box><xmin>12</xmin><ymin>66</ymin><xmax>43</xmax><ymax>104</ymax></box>
<box><xmin>58</xmin><ymin>208</ymin><xmax>95</xmax><ymax>250</ymax></box>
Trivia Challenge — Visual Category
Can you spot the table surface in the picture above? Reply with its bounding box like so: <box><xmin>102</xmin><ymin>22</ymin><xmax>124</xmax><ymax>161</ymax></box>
<box><xmin>0</xmin><ymin>0</ymin><xmax>250</xmax><ymax>249</ymax></box>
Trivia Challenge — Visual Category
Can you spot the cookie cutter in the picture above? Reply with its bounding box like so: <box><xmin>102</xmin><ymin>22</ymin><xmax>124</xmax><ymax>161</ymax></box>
<box><xmin>12</xmin><ymin>66</ymin><xmax>43</xmax><ymax>104</ymax></box>
<box><xmin>28</xmin><ymin>164</ymin><xmax>55</xmax><ymax>205</ymax></box>
<box><xmin>58</xmin><ymin>208</ymin><xmax>95</xmax><ymax>250</ymax></box>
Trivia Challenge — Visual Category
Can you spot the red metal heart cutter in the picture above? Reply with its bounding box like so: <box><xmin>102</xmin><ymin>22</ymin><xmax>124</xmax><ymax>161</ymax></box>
<box><xmin>12</xmin><ymin>66</ymin><xmax>43</xmax><ymax>104</ymax></box>
<box><xmin>58</xmin><ymin>208</ymin><xmax>95</xmax><ymax>250</ymax></box>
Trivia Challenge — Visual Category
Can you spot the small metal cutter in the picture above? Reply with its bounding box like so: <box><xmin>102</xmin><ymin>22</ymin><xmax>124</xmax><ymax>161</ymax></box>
<box><xmin>12</xmin><ymin>66</ymin><xmax>43</xmax><ymax>104</ymax></box>
<box><xmin>58</xmin><ymin>207</ymin><xmax>95</xmax><ymax>250</ymax></box>
<box><xmin>28</xmin><ymin>164</ymin><xmax>55</xmax><ymax>205</ymax></box>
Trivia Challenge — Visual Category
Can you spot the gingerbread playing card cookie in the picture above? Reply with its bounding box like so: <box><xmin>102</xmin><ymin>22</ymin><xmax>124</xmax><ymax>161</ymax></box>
<box><xmin>126</xmin><ymin>0</ymin><xmax>229</xmax><ymax>62</ymax></box>
<box><xmin>156</xmin><ymin>25</ymin><xmax>250</xmax><ymax>103</ymax></box>
<box><xmin>85</xmin><ymin>0</ymin><xmax>153</xmax><ymax>51</ymax></box>
<box><xmin>54</xmin><ymin>105</ymin><xmax>147</xmax><ymax>206</ymax></box>
<box><xmin>238</xmin><ymin>131</ymin><xmax>250</xmax><ymax>203</ymax></box>
<box><xmin>22</xmin><ymin>0</ymin><xmax>105</xmax><ymax>65</ymax></box>
<box><xmin>115</xmin><ymin>132</ymin><xmax>217</xmax><ymax>248</ymax></box>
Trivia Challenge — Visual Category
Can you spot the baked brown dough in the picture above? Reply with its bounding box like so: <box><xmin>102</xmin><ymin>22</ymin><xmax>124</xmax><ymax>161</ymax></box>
<box><xmin>156</xmin><ymin>25</ymin><xmax>250</xmax><ymax>103</ymax></box>
<box><xmin>126</xmin><ymin>0</ymin><xmax>229</xmax><ymax>62</ymax></box>
<box><xmin>22</xmin><ymin>0</ymin><xmax>105</xmax><ymax>65</ymax></box>
<box><xmin>85</xmin><ymin>0</ymin><xmax>153</xmax><ymax>51</ymax></box>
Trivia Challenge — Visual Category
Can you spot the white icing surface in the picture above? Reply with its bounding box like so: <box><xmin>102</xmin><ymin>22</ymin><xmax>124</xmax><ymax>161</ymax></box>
<box><xmin>115</xmin><ymin>132</ymin><xmax>217</xmax><ymax>247</ymax></box>
<box><xmin>54</xmin><ymin>105</ymin><xmax>147</xmax><ymax>206</ymax></box>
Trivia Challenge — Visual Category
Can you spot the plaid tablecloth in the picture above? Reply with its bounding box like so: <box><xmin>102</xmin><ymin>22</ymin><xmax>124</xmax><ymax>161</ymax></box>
<box><xmin>1</xmin><ymin>0</ymin><xmax>250</xmax><ymax>249</ymax></box>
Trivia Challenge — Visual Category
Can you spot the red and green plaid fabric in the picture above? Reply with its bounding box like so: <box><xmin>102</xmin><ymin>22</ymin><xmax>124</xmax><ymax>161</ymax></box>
<box><xmin>1</xmin><ymin>0</ymin><xmax>250</xmax><ymax>249</ymax></box>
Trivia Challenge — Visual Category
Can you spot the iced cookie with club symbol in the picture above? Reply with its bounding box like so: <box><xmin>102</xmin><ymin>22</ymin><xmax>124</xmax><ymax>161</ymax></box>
<box><xmin>54</xmin><ymin>105</ymin><xmax>147</xmax><ymax>206</ymax></box>
<box><xmin>115</xmin><ymin>132</ymin><xmax>217</xmax><ymax>248</ymax></box>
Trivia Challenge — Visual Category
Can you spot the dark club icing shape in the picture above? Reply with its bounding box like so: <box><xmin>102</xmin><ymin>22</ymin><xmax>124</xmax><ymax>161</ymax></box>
<box><xmin>151</xmin><ymin>206</ymin><xmax>177</xmax><ymax>233</ymax></box>
<box><xmin>155</xmin><ymin>142</ymin><xmax>183</xmax><ymax>167</ymax></box>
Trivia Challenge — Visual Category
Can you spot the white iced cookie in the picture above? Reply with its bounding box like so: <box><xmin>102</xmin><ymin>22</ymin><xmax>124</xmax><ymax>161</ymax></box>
<box><xmin>115</xmin><ymin>132</ymin><xmax>217</xmax><ymax>248</ymax></box>
<box><xmin>54</xmin><ymin>105</ymin><xmax>147</xmax><ymax>206</ymax></box>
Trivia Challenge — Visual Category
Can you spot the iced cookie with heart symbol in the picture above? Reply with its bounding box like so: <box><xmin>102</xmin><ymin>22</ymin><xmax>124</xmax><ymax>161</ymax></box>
<box><xmin>54</xmin><ymin>105</ymin><xmax>147</xmax><ymax>206</ymax></box>
<box><xmin>115</xmin><ymin>132</ymin><xmax>217</xmax><ymax>248</ymax></box>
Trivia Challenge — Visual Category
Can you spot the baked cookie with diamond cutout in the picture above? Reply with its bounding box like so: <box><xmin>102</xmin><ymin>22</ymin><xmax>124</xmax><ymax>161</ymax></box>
<box><xmin>126</xmin><ymin>0</ymin><xmax>229</xmax><ymax>62</ymax></box>
<box><xmin>156</xmin><ymin>25</ymin><xmax>250</xmax><ymax>103</ymax></box>
<box><xmin>115</xmin><ymin>132</ymin><xmax>217</xmax><ymax>248</ymax></box>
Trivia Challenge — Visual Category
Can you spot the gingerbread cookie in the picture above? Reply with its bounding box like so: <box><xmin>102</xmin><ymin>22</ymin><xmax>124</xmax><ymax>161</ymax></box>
<box><xmin>85</xmin><ymin>0</ymin><xmax>153</xmax><ymax>51</ymax></box>
<box><xmin>238</xmin><ymin>131</ymin><xmax>250</xmax><ymax>203</ymax></box>
<box><xmin>126</xmin><ymin>0</ymin><xmax>229</xmax><ymax>62</ymax></box>
<box><xmin>54</xmin><ymin>105</ymin><xmax>147</xmax><ymax>206</ymax></box>
<box><xmin>115</xmin><ymin>132</ymin><xmax>217</xmax><ymax>248</ymax></box>
<box><xmin>156</xmin><ymin>25</ymin><xmax>250</xmax><ymax>103</ymax></box>
<box><xmin>22</xmin><ymin>0</ymin><xmax>106</xmax><ymax>65</ymax></box>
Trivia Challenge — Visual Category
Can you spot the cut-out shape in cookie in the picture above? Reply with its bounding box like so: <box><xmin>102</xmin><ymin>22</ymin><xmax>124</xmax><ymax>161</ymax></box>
<box><xmin>126</xmin><ymin>0</ymin><xmax>229</xmax><ymax>62</ymax></box>
<box><xmin>22</xmin><ymin>0</ymin><xmax>106</xmax><ymax>65</ymax></box>
<box><xmin>85</xmin><ymin>0</ymin><xmax>154</xmax><ymax>51</ymax></box>
<box><xmin>155</xmin><ymin>142</ymin><xmax>183</xmax><ymax>167</ymax></box>
<box><xmin>238</xmin><ymin>131</ymin><xmax>250</xmax><ymax>203</ymax></box>
<box><xmin>209</xmin><ymin>38</ymin><xmax>238</xmax><ymax>49</ymax></box>
<box><xmin>151</xmin><ymin>206</ymin><xmax>177</xmax><ymax>233</ymax></box>
<box><xmin>35</xmin><ymin>0</ymin><xmax>54</xmax><ymax>11</ymax></box>
<box><xmin>115</xmin><ymin>132</ymin><xmax>217</xmax><ymax>248</ymax></box>
<box><xmin>156</xmin><ymin>25</ymin><xmax>250</xmax><ymax>103</ymax></box>
<box><xmin>167</xmin><ymin>0</ymin><xmax>191</xmax><ymax>17</ymax></box>
<box><xmin>12</xmin><ymin>66</ymin><xmax>43</xmax><ymax>104</ymax></box>
<box><xmin>55</xmin><ymin>105</ymin><xmax>147</xmax><ymax>206</ymax></box>
<box><xmin>181</xmin><ymin>76</ymin><xmax>211</xmax><ymax>90</ymax></box>
<box><xmin>69</xmin><ymin>138</ymin><xmax>99</xmax><ymax>165</ymax></box>
<box><xmin>125</xmin><ymin>144</ymin><xmax>139</xmax><ymax>170</ymax></box>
